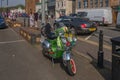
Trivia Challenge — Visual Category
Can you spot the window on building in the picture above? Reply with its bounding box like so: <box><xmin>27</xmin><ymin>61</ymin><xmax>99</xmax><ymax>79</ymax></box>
<box><xmin>105</xmin><ymin>0</ymin><xmax>109</xmax><ymax>7</ymax></box>
<box><xmin>100</xmin><ymin>0</ymin><xmax>103</xmax><ymax>7</ymax></box>
<box><xmin>64</xmin><ymin>0</ymin><xmax>66</xmax><ymax>7</ymax></box>
<box><xmin>90</xmin><ymin>0</ymin><xmax>93</xmax><ymax>8</ymax></box>
<box><xmin>62</xmin><ymin>1</ymin><xmax>63</xmax><ymax>7</ymax></box>
<box><xmin>57</xmin><ymin>2</ymin><xmax>59</xmax><ymax>8</ymax></box>
<box><xmin>94</xmin><ymin>0</ymin><xmax>98</xmax><ymax>8</ymax></box>
<box><xmin>78</xmin><ymin>1</ymin><xmax>81</xmax><ymax>9</ymax></box>
<box><xmin>83</xmin><ymin>0</ymin><xmax>88</xmax><ymax>8</ymax></box>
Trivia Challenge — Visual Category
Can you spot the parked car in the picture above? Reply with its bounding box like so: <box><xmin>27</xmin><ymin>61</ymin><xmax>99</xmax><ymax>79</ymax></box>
<box><xmin>77</xmin><ymin>8</ymin><xmax>112</xmax><ymax>26</ymax></box>
<box><xmin>69</xmin><ymin>13</ymin><xmax>77</xmax><ymax>17</ymax></box>
<box><xmin>54</xmin><ymin>17</ymin><xmax>97</xmax><ymax>34</ymax></box>
<box><xmin>116</xmin><ymin>11</ymin><xmax>120</xmax><ymax>29</ymax></box>
<box><xmin>21</xmin><ymin>13</ymin><xmax>29</xmax><ymax>17</ymax></box>
<box><xmin>0</xmin><ymin>15</ymin><xmax>7</xmax><ymax>29</ymax></box>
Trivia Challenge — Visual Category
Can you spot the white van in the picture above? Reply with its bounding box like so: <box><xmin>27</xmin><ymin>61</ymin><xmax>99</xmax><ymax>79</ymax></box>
<box><xmin>116</xmin><ymin>12</ymin><xmax>120</xmax><ymax>28</ymax></box>
<box><xmin>77</xmin><ymin>8</ymin><xmax>112</xmax><ymax>25</ymax></box>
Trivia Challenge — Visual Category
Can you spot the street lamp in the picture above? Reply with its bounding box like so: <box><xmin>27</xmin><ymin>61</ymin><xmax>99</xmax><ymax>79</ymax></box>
<box><xmin>6</xmin><ymin>0</ymin><xmax>8</xmax><ymax>17</ymax></box>
<box><xmin>41</xmin><ymin>0</ymin><xmax>45</xmax><ymax>26</ymax></box>
<box><xmin>1</xmin><ymin>0</ymin><xmax>4</xmax><ymax>12</ymax></box>
<box><xmin>1</xmin><ymin>0</ymin><xmax>2</xmax><ymax>8</ymax></box>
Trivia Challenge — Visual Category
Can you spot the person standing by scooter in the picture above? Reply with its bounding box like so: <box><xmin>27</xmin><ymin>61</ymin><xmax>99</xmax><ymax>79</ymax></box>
<box><xmin>29</xmin><ymin>12</ymin><xmax>34</xmax><ymax>27</ymax></box>
<box><xmin>34</xmin><ymin>12</ymin><xmax>38</xmax><ymax>27</ymax></box>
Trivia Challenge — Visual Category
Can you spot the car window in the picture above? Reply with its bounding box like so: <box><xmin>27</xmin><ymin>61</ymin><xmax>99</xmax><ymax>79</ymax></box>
<box><xmin>60</xmin><ymin>16</ymin><xmax>70</xmax><ymax>19</ymax></box>
<box><xmin>72</xmin><ymin>18</ymin><xmax>86</xmax><ymax>22</ymax></box>
<box><xmin>117</xmin><ymin>12</ymin><xmax>120</xmax><ymax>24</ymax></box>
<box><xmin>77</xmin><ymin>12</ymin><xmax>88</xmax><ymax>17</ymax></box>
<box><xmin>62</xmin><ymin>19</ymin><xmax>71</xmax><ymax>22</ymax></box>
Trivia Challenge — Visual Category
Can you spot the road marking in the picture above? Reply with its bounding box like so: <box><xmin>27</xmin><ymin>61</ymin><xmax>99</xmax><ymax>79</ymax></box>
<box><xmin>9</xmin><ymin>28</ymin><xmax>17</xmax><ymax>34</ymax></box>
<box><xmin>94</xmin><ymin>33</ymin><xmax>112</xmax><ymax>39</ymax></box>
<box><xmin>0</xmin><ymin>28</ymin><xmax>10</xmax><ymax>31</ymax></box>
<box><xmin>35</xmin><ymin>43</ymin><xmax>111</xmax><ymax>69</ymax></box>
<box><xmin>78</xmin><ymin>37</ymin><xmax>111</xmax><ymax>50</ymax></box>
<box><xmin>0</xmin><ymin>40</ymin><xmax>25</xmax><ymax>44</ymax></box>
<box><xmin>72</xmin><ymin>50</ymin><xmax>92</xmax><ymax>62</ymax></box>
<box><xmin>85</xmin><ymin>32</ymin><xmax>95</xmax><ymax>40</ymax></box>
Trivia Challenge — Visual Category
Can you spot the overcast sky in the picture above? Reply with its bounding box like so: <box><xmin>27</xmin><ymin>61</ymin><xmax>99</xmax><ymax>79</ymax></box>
<box><xmin>2</xmin><ymin>0</ymin><xmax>25</xmax><ymax>7</ymax></box>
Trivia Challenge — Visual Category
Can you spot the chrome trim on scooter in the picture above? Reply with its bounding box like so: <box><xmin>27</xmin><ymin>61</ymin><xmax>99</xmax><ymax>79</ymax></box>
<box><xmin>63</xmin><ymin>51</ymin><xmax>71</xmax><ymax>60</ymax></box>
<box><xmin>42</xmin><ymin>40</ymin><xmax>50</xmax><ymax>48</ymax></box>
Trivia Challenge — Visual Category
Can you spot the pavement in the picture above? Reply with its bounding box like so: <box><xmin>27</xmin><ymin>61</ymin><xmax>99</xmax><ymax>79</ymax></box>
<box><xmin>5</xmin><ymin>17</ymin><xmax>112</xmax><ymax>80</ymax></box>
<box><xmin>34</xmin><ymin>41</ymin><xmax>111</xmax><ymax>80</ymax></box>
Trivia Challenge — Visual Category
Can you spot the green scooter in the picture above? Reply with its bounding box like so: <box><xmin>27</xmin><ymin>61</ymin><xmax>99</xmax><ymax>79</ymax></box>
<box><xmin>41</xmin><ymin>25</ymin><xmax>77</xmax><ymax>76</ymax></box>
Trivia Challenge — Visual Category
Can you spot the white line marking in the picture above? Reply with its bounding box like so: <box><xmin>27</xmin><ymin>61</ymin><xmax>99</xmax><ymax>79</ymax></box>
<box><xmin>0</xmin><ymin>28</ymin><xmax>10</xmax><ymax>31</ymax></box>
<box><xmin>9</xmin><ymin>28</ymin><xmax>17</xmax><ymax>34</ymax></box>
<box><xmin>78</xmin><ymin>37</ymin><xmax>111</xmax><ymax>50</ymax></box>
<box><xmin>0</xmin><ymin>40</ymin><xmax>25</xmax><ymax>44</ymax></box>
<box><xmin>85</xmin><ymin>34</ymin><xmax>93</xmax><ymax>40</ymax></box>
<box><xmin>85</xmin><ymin>32</ymin><xmax>95</xmax><ymax>40</ymax></box>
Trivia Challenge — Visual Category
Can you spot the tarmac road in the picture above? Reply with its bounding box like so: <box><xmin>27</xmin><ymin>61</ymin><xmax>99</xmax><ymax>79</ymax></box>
<box><xmin>0</xmin><ymin>27</ymin><xmax>107</xmax><ymax>80</ymax></box>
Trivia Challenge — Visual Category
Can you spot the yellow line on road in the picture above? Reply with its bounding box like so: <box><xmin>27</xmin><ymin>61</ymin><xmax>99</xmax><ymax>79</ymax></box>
<box><xmin>77</xmin><ymin>37</ymin><xmax>111</xmax><ymax>50</ymax></box>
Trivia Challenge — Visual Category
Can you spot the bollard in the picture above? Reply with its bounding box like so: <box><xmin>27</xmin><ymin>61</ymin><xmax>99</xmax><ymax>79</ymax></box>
<box><xmin>24</xmin><ymin>18</ymin><xmax>26</xmax><ymax>27</ymax></box>
<box><xmin>97</xmin><ymin>30</ymin><xmax>104</xmax><ymax>68</ymax></box>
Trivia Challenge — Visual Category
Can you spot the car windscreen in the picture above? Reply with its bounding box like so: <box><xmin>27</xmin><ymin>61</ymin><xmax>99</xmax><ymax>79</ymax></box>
<box><xmin>72</xmin><ymin>18</ymin><xmax>88</xmax><ymax>22</ymax></box>
<box><xmin>59</xmin><ymin>22</ymin><xmax>66</xmax><ymax>27</ymax></box>
<box><xmin>59</xmin><ymin>16</ymin><xmax>69</xmax><ymax>19</ymax></box>
<box><xmin>77</xmin><ymin>12</ymin><xmax>88</xmax><ymax>17</ymax></box>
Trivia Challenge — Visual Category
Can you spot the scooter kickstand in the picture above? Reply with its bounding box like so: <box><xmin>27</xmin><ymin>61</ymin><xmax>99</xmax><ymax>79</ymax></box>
<box><xmin>52</xmin><ymin>58</ymin><xmax>54</xmax><ymax>67</ymax></box>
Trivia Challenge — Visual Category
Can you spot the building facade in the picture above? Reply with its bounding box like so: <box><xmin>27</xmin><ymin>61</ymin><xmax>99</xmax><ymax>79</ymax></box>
<box><xmin>76</xmin><ymin>0</ymin><xmax>120</xmax><ymax>24</ymax></box>
<box><xmin>55</xmin><ymin>0</ymin><xmax>76</xmax><ymax>18</ymax></box>
<box><xmin>48</xmin><ymin>0</ymin><xmax>56</xmax><ymax>16</ymax></box>
<box><xmin>25</xmin><ymin>0</ymin><xmax>39</xmax><ymax>14</ymax></box>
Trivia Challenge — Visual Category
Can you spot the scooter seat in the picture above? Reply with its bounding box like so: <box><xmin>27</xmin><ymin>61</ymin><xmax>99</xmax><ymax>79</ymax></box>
<box><xmin>47</xmin><ymin>32</ymin><xmax>57</xmax><ymax>40</ymax></box>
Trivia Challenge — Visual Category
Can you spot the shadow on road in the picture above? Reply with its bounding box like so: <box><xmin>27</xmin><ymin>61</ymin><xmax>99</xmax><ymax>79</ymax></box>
<box><xmin>109</xmin><ymin>29</ymin><xmax>120</xmax><ymax>32</ymax></box>
<box><xmin>87</xmin><ymin>52</ymin><xmax>111</xmax><ymax>80</ymax></box>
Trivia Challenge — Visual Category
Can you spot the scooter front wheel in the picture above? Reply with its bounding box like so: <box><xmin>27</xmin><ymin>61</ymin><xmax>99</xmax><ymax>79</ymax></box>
<box><xmin>67</xmin><ymin>59</ymin><xmax>76</xmax><ymax>76</ymax></box>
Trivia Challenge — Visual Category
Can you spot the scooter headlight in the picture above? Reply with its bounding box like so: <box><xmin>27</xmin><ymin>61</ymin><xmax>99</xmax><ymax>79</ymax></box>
<box><xmin>61</xmin><ymin>37</ymin><xmax>67</xmax><ymax>43</ymax></box>
<box><xmin>73</xmin><ymin>37</ymin><xmax>77</xmax><ymax>42</ymax></box>
<box><xmin>46</xmin><ymin>42</ymin><xmax>50</xmax><ymax>48</ymax></box>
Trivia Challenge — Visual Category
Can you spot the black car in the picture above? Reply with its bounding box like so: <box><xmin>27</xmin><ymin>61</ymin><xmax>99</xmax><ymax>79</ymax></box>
<box><xmin>0</xmin><ymin>15</ymin><xmax>7</xmax><ymax>29</ymax></box>
<box><xmin>69</xmin><ymin>13</ymin><xmax>77</xmax><ymax>17</ymax></box>
<box><xmin>54</xmin><ymin>17</ymin><xmax>97</xmax><ymax>34</ymax></box>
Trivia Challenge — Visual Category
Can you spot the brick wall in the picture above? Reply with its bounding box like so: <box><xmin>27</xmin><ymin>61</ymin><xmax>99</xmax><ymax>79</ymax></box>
<box><xmin>25</xmin><ymin>0</ymin><xmax>39</xmax><ymax>14</ymax></box>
